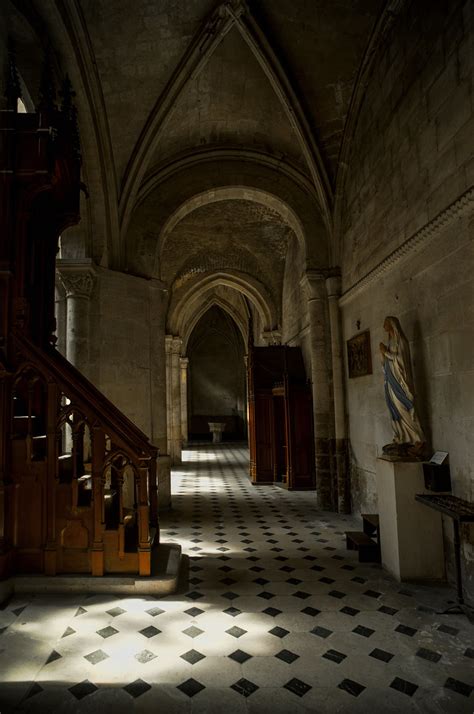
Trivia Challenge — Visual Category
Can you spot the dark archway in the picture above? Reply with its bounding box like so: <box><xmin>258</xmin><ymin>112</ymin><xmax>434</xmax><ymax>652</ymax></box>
<box><xmin>187</xmin><ymin>306</ymin><xmax>247</xmax><ymax>443</ymax></box>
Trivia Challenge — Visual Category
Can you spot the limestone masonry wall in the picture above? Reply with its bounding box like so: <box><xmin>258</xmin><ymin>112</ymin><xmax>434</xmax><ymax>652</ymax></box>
<box><xmin>340</xmin><ymin>0</ymin><xmax>474</xmax><ymax>599</ymax></box>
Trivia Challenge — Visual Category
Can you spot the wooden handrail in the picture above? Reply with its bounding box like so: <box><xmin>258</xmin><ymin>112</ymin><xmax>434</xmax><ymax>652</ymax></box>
<box><xmin>12</xmin><ymin>331</ymin><xmax>157</xmax><ymax>462</ymax></box>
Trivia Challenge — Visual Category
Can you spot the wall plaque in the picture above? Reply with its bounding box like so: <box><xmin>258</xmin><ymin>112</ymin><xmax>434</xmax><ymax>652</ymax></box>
<box><xmin>347</xmin><ymin>330</ymin><xmax>372</xmax><ymax>378</ymax></box>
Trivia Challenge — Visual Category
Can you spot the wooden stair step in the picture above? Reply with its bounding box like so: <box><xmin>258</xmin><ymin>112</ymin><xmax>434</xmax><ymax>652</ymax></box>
<box><xmin>345</xmin><ymin>530</ymin><xmax>381</xmax><ymax>563</ymax></box>
<box><xmin>345</xmin><ymin>531</ymin><xmax>375</xmax><ymax>548</ymax></box>
<box><xmin>361</xmin><ymin>513</ymin><xmax>379</xmax><ymax>537</ymax></box>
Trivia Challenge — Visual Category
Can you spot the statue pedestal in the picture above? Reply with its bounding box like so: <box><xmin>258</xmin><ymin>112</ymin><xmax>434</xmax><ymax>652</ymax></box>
<box><xmin>376</xmin><ymin>457</ymin><xmax>445</xmax><ymax>581</ymax></box>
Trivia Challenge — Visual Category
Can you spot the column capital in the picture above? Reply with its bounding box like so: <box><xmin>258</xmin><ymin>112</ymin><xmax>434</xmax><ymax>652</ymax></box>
<box><xmin>165</xmin><ymin>335</ymin><xmax>182</xmax><ymax>355</ymax></box>
<box><xmin>261</xmin><ymin>329</ymin><xmax>281</xmax><ymax>345</ymax></box>
<box><xmin>56</xmin><ymin>260</ymin><xmax>97</xmax><ymax>299</ymax></box>
<box><xmin>300</xmin><ymin>267</ymin><xmax>341</xmax><ymax>300</ymax></box>
<box><xmin>180</xmin><ymin>357</ymin><xmax>189</xmax><ymax>368</ymax></box>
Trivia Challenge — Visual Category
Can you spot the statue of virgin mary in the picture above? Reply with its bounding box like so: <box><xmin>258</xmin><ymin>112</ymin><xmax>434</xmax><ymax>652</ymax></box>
<box><xmin>379</xmin><ymin>316</ymin><xmax>426</xmax><ymax>457</ymax></box>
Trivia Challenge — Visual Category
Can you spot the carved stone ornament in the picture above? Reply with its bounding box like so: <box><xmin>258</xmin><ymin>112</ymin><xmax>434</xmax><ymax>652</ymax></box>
<box><xmin>58</xmin><ymin>270</ymin><xmax>95</xmax><ymax>299</ymax></box>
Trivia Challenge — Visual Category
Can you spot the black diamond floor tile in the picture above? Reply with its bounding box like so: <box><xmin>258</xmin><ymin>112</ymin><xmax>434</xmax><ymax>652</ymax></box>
<box><xmin>228</xmin><ymin>649</ymin><xmax>252</xmax><ymax>664</ymax></box>
<box><xmin>311</xmin><ymin>626</ymin><xmax>332</xmax><ymax>639</ymax></box>
<box><xmin>69</xmin><ymin>680</ymin><xmax>98</xmax><ymax>700</ymax></box>
<box><xmin>340</xmin><ymin>606</ymin><xmax>359</xmax><ymax>616</ymax></box>
<box><xmin>231</xmin><ymin>678</ymin><xmax>259</xmax><ymax>697</ymax></box>
<box><xmin>269</xmin><ymin>626</ymin><xmax>289</xmax><ymax>638</ymax></box>
<box><xmin>26</xmin><ymin>683</ymin><xmax>43</xmax><ymax>700</ymax></box>
<box><xmin>369</xmin><ymin>648</ymin><xmax>394</xmax><ymax>663</ymax></box>
<box><xmin>323</xmin><ymin>649</ymin><xmax>346</xmax><ymax>664</ymax></box>
<box><xmin>275</xmin><ymin>649</ymin><xmax>299</xmax><ymax>664</ymax></box>
<box><xmin>223</xmin><ymin>606</ymin><xmax>241</xmax><ymax>617</ymax></box>
<box><xmin>106</xmin><ymin>607</ymin><xmax>126</xmax><ymax>617</ymax></box>
<box><xmin>444</xmin><ymin>677</ymin><xmax>473</xmax><ymax>697</ymax></box>
<box><xmin>97</xmin><ymin>626</ymin><xmax>119</xmax><ymax>639</ymax></box>
<box><xmin>395</xmin><ymin>624</ymin><xmax>417</xmax><ymax>637</ymax></box>
<box><xmin>177</xmin><ymin>678</ymin><xmax>205</xmax><ymax>698</ymax></box>
<box><xmin>138</xmin><ymin>624</ymin><xmax>161</xmax><ymax>638</ymax></box>
<box><xmin>181</xmin><ymin>649</ymin><xmax>205</xmax><ymax>665</ymax></box>
<box><xmin>302</xmin><ymin>606</ymin><xmax>320</xmax><ymax>617</ymax></box>
<box><xmin>438</xmin><ymin>624</ymin><xmax>459</xmax><ymax>636</ymax></box>
<box><xmin>226</xmin><ymin>626</ymin><xmax>247</xmax><ymax>638</ymax></box>
<box><xmin>263</xmin><ymin>607</ymin><xmax>282</xmax><ymax>617</ymax></box>
<box><xmin>416</xmin><ymin>647</ymin><xmax>441</xmax><ymax>663</ymax></box>
<box><xmin>84</xmin><ymin>649</ymin><xmax>109</xmax><ymax>665</ymax></box>
<box><xmin>390</xmin><ymin>677</ymin><xmax>418</xmax><ymax>697</ymax></box>
<box><xmin>378</xmin><ymin>606</ymin><xmax>398</xmax><ymax>616</ymax></box>
<box><xmin>45</xmin><ymin>649</ymin><xmax>62</xmax><ymax>665</ymax></box>
<box><xmin>338</xmin><ymin>678</ymin><xmax>365</xmax><ymax>697</ymax></box>
<box><xmin>284</xmin><ymin>678</ymin><xmax>311</xmax><ymax>697</ymax></box>
<box><xmin>145</xmin><ymin>606</ymin><xmax>165</xmax><ymax>617</ymax></box>
<box><xmin>123</xmin><ymin>679</ymin><xmax>152</xmax><ymax>698</ymax></box>
<box><xmin>353</xmin><ymin>625</ymin><xmax>374</xmax><ymax>638</ymax></box>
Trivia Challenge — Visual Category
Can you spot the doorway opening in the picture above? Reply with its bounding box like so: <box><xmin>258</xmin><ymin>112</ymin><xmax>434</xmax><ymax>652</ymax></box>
<box><xmin>186</xmin><ymin>306</ymin><xmax>247</xmax><ymax>444</ymax></box>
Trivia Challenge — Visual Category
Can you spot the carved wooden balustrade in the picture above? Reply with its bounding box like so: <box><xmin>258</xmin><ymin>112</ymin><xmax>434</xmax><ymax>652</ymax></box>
<box><xmin>5</xmin><ymin>332</ymin><xmax>158</xmax><ymax>577</ymax></box>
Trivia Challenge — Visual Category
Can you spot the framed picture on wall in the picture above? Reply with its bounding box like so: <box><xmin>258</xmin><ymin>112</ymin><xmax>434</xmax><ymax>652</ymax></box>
<box><xmin>347</xmin><ymin>330</ymin><xmax>372</xmax><ymax>378</ymax></box>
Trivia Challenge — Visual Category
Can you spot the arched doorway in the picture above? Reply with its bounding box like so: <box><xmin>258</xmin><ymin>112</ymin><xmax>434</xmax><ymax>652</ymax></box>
<box><xmin>186</xmin><ymin>306</ymin><xmax>247</xmax><ymax>444</ymax></box>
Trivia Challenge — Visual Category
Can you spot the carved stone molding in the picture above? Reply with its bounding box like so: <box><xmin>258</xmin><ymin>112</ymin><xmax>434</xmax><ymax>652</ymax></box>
<box><xmin>56</xmin><ymin>261</ymin><xmax>97</xmax><ymax>299</ymax></box>
<box><xmin>339</xmin><ymin>187</ymin><xmax>474</xmax><ymax>306</ymax></box>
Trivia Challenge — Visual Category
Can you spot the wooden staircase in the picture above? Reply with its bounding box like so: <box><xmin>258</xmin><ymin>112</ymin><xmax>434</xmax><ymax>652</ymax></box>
<box><xmin>0</xmin><ymin>58</ymin><xmax>160</xmax><ymax>580</ymax></box>
<box><xmin>4</xmin><ymin>333</ymin><xmax>159</xmax><ymax>578</ymax></box>
<box><xmin>345</xmin><ymin>514</ymin><xmax>381</xmax><ymax>563</ymax></box>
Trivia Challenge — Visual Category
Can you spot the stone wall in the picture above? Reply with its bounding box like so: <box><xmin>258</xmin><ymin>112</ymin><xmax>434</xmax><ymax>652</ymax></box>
<box><xmin>281</xmin><ymin>234</ymin><xmax>311</xmax><ymax>373</ymax></box>
<box><xmin>340</xmin><ymin>0</ymin><xmax>473</xmax><ymax>598</ymax></box>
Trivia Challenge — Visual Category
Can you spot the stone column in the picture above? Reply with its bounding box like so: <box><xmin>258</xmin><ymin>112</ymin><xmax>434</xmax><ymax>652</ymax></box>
<box><xmin>300</xmin><ymin>270</ymin><xmax>334</xmax><ymax>510</ymax></box>
<box><xmin>165</xmin><ymin>335</ymin><xmax>182</xmax><ymax>464</ymax></box>
<box><xmin>326</xmin><ymin>275</ymin><xmax>349</xmax><ymax>513</ymax></box>
<box><xmin>57</xmin><ymin>261</ymin><xmax>96</xmax><ymax>376</ymax></box>
<box><xmin>180</xmin><ymin>357</ymin><xmax>189</xmax><ymax>447</ymax></box>
<box><xmin>149</xmin><ymin>281</ymin><xmax>171</xmax><ymax>509</ymax></box>
<box><xmin>54</xmin><ymin>282</ymin><xmax>67</xmax><ymax>357</ymax></box>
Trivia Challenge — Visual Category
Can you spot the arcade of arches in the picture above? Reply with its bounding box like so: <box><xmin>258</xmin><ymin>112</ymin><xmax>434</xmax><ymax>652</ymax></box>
<box><xmin>0</xmin><ymin>0</ymin><xmax>473</xmax><ymax>710</ymax></box>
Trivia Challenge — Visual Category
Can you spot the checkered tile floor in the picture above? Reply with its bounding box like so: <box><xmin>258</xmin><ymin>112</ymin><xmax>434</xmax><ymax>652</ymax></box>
<box><xmin>1</xmin><ymin>444</ymin><xmax>473</xmax><ymax>713</ymax></box>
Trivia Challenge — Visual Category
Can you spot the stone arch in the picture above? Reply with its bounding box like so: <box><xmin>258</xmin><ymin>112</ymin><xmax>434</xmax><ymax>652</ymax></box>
<box><xmin>125</xmin><ymin>153</ymin><xmax>330</xmax><ymax>279</ymax></box>
<box><xmin>157</xmin><ymin>185</ymin><xmax>307</xmax><ymax>277</ymax></box>
<box><xmin>181</xmin><ymin>293</ymin><xmax>249</xmax><ymax>355</ymax></box>
<box><xmin>168</xmin><ymin>271</ymin><xmax>277</xmax><ymax>338</ymax></box>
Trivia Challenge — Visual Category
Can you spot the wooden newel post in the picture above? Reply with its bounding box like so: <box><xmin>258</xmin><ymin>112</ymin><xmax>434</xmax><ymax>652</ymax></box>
<box><xmin>91</xmin><ymin>425</ymin><xmax>105</xmax><ymax>576</ymax></box>
<box><xmin>44</xmin><ymin>380</ymin><xmax>58</xmax><ymax>575</ymax></box>
<box><xmin>149</xmin><ymin>456</ymin><xmax>159</xmax><ymax>535</ymax></box>
<box><xmin>0</xmin><ymin>373</ymin><xmax>10</xmax><ymax>577</ymax></box>
<box><xmin>137</xmin><ymin>459</ymin><xmax>151</xmax><ymax>576</ymax></box>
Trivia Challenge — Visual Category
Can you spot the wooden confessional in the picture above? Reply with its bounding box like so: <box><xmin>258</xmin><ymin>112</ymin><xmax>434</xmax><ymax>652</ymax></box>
<box><xmin>0</xmin><ymin>57</ymin><xmax>158</xmax><ymax>578</ymax></box>
<box><xmin>247</xmin><ymin>344</ymin><xmax>315</xmax><ymax>489</ymax></box>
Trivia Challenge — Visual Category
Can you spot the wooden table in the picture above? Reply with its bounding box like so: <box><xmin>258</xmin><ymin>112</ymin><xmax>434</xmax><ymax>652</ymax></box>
<box><xmin>415</xmin><ymin>494</ymin><xmax>474</xmax><ymax>620</ymax></box>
